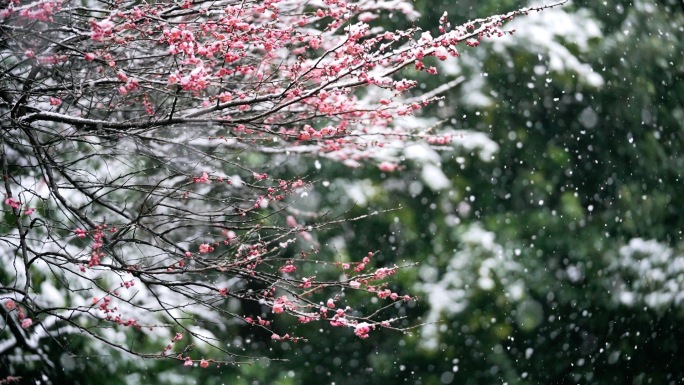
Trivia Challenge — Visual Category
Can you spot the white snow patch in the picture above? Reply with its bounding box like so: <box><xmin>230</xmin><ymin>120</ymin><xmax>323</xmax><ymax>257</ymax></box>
<box><xmin>421</xmin><ymin>164</ymin><xmax>450</xmax><ymax>191</ymax></box>
<box><xmin>611</xmin><ymin>238</ymin><xmax>684</xmax><ymax>309</ymax></box>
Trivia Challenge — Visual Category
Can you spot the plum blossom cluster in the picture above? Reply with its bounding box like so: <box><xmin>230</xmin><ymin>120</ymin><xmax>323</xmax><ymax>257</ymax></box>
<box><xmin>3</xmin><ymin>196</ymin><xmax>35</xmax><ymax>215</ymax></box>
<box><xmin>190</xmin><ymin>172</ymin><xmax>308</xmax><ymax>214</ymax></box>
<box><xmin>0</xmin><ymin>376</ymin><xmax>21</xmax><ymax>385</ymax></box>
<box><xmin>238</xmin><ymin>252</ymin><xmax>416</xmax><ymax>340</ymax></box>
<box><xmin>3</xmin><ymin>0</ymin><xmax>562</xmax><ymax>167</ymax></box>
<box><xmin>0</xmin><ymin>0</ymin><xmax>565</xmax><ymax>373</ymax></box>
<box><xmin>89</xmin><ymin>278</ymin><xmax>145</xmax><ymax>329</ymax></box>
<box><xmin>3</xmin><ymin>299</ymin><xmax>33</xmax><ymax>329</ymax></box>
<box><xmin>0</xmin><ymin>0</ymin><xmax>61</xmax><ymax>21</ymax></box>
<box><xmin>160</xmin><ymin>333</ymin><xmax>211</xmax><ymax>367</ymax></box>
<box><xmin>74</xmin><ymin>224</ymin><xmax>117</xmax><ymax>271</ymax></box>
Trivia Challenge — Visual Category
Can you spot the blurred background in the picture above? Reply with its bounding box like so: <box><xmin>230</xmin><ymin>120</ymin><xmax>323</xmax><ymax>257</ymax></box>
<box><xmin>23</xmin><ymin>0</ymin><xmax>684</xmax><ymax>384</ymax></box>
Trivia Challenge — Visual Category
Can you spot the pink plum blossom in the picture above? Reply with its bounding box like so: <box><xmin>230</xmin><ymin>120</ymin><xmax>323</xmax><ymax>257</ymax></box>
<box><xmin>272</xmin><ymin>303</ymin><xmax>284</xmax><ymax>314</ymax></box>
<box><xmin>193</xmin><ymin>172</ymin><xmax>211</xmax><ymax>183</ymax></box>
<box><xmin>378</xmin><ymin>162</ymin><xmax>398</xmax><ymax>172</ymax></box>
<box><xmin>4</xmin><ymin>197</ymin><xmax>21</xmax><ymax>209</ymax></box>
<box><xmin>354</xmin><ymin>322</ymin><xmax>371</xmax><ymax>339</ymax></box>
<box><xmin>198</xmin><ymin>243</ymin><xmax>214</xmax><ymax>254</ymax></box>
<box><xmin>4</xmin><ymin>299</ymin><xmax>16</xmax><ymax>311</ymax></box>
